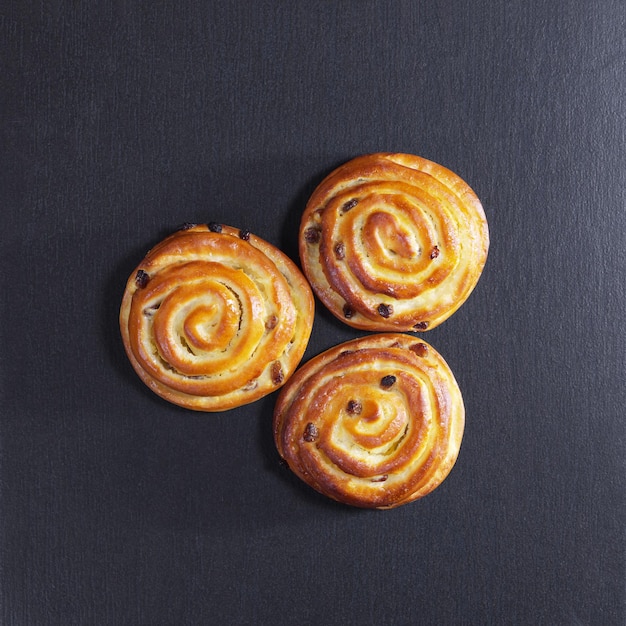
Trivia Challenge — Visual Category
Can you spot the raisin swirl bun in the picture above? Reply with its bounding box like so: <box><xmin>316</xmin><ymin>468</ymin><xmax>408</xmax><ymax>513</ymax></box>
<box><xmin>119</xmin><ymin>223</ymin><xmax>315</xmax><ymax>412</ymax></box>
<box><xmin>300</xmin><ymin>153</ymin><xmax>489</xmax><ymax>331</ymax></box>
<box><xmin>273</xmin><ymin>333</ymin><xmax>464</xmax><ymax>509</ymax></box>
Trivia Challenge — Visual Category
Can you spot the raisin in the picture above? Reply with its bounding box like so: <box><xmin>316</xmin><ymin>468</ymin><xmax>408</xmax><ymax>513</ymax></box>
<box><xmin>135</xmin><ymin>269</ymin><xmax>150</xmax><ymax>288</ymax></box>
<box><xmin>265</xmin><ymin>315</ymin><xmax>278</xmax><ymax>330</ymax></box>
<box><xmin>377</xmin><ymin>303</ymin><xmax>393</xmax><ymax>318</ymax></box>
<box><xmin>208</xmin><ymin>222</ymin><xmax>222</xmax><ymax>233</ymax></box>
<box><xmin>303</xmin><ymin>422</ymin><xmax>319</xmax><ymax>442</ymax></box>
<box><xmin>341</xmin><ymin>198</ymin><xmax>359</xmax><ymax>213</ymax></box>
<box><xmin>177</xmin><ymin>222</ymin><xmax>197</xmax><ymax>231</ymax></box>
<box><xmin>271</xmin><ymin>361</ymin><xmax>284</xmax><ymax>385</ymax></box>
<box><xmin>343</xmin><ymin>303</ymin><xmax>355</xmax><ymax>319</ymax></box>
<box><xmin>413</xmin><ymin>321</ymin><xmax>429</xmax><ymax>330</ymax></box>
<box><xmin>430</xmin><ymin>246</ymin><xmax>440</xmax><ymax>259</ymax></box>
<box><xmin>239</xmin><ymin>228</ymin><xmax>251</xmax><ymax>241</ymax></box>
<box><xmin>380</xmin><ymin>375</ymin><xmax>396</xmax><ymax>389</ymax></box>
<box><xmin>334</xmin><ymin>242</ymin><xmax>346</xmax><ymax>260</ymax></box>
<box><xmin>347</xmin><ymin>400</ymin><xmax>362</xmax><ymax>415</ymax></box>
<box><xmin>304</xmin><ymin>227</ymin><xmax>321</xmax><ymax>243</ymax></box>
<box><xmin>410</xmin><ymin>342</ymin><xmax>429</xmax><ymax>357</ymax></box>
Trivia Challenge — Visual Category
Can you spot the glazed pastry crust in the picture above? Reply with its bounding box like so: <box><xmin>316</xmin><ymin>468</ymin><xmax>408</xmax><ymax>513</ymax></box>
<box><xmin>273</xmin><ymin>333</ymin><xmax>464</xmax><ymax>509</ymax></box>
<box><xmin>119</xmin><ymin>224</ymin><xmax>314</xmax><ymax>411</ymax></box>
<box><xmin>299</xmin><ymin>153</ymin><xmax>489</xmax><ymax>331</ymax></box>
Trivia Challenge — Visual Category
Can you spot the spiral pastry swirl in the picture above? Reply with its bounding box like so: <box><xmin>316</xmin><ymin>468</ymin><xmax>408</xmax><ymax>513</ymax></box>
<box><xmin>273</xmin><ymin>334</ymin><xmax>464</xmax><ymax>509</ymax></box>
<box><xmin>300</xmin><ymin>153</ymin><xmax>489</xmax><ymax>331</ymax></box>
<box><xmin>120</xmin><ymin>224</ymin><xmax>314</xmax><ymax>411</ymax></box>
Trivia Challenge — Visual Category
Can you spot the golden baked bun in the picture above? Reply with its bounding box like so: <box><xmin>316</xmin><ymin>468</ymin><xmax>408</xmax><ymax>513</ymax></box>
<box><xmin>299</xmin><ymin>153</ymin><xmax>489</xmax><ymax>331</ymax></box>
<box><xmin>119</xmin><ymin>223</ymin><xmax>315</xmax><ymax>411</ymax></box>
<box><xmin>273</xmin><ymin>333</ymin><xmax>464</xmax><ymax>509</ymax></box>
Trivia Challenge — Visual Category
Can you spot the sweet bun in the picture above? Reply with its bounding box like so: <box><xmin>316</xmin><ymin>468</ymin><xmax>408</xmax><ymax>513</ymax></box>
<box><xmin>119</xmin><ymin>223</ymin><xmax>314</xmax><ymax>411</ymax></box>
<box><xmin>299</xmin><ymin>152</ymin><xmax>489</xmax><ymax>331</ymax></box>
<box><xmin>273</xmin><ymin>333</ymin><xmax>464</xmax><ymax>509</ymax></box>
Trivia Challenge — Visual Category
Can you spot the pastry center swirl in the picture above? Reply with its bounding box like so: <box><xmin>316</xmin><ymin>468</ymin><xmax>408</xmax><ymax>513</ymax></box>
<box><xmin>149</xmin><ymin>264</ymin><xmax>265</xmax><ymax>376</ymax></box>
<box><xmin>309</xmin><ymin>372</ymin><xmax>427</xmax><ymax>477</ymax></box>
<box><xmin>320</xmin><ymin>183</ymin><xmax>457</xmax><ymax>301</ymax></box>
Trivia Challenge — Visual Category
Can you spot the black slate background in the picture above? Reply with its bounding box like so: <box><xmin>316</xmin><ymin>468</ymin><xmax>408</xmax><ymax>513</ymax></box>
<box><xmin>2</xmin><ymin>1</ymin><xmax>624</xmax><ymax>625</ymax></box>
